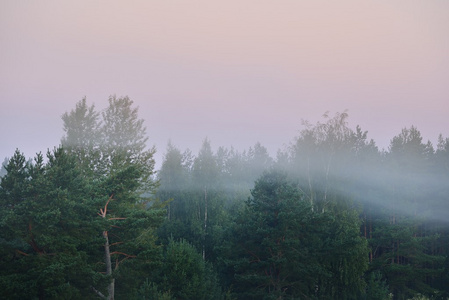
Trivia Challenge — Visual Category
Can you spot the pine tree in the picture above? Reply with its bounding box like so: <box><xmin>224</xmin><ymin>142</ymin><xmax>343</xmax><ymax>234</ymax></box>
<box><xmin>0</xmin><ymin>149</ymin><xmax>102</xmax><ymax>299</ymax></box>
<box><xmin>228</xmin><ymin>171</ymin><xmax>368</xmax><ymax>299</ymax></box>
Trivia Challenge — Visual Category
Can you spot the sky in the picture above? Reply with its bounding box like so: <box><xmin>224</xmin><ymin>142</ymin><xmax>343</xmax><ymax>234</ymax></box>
<box><xmin>1</xmin><ymin>0</ymin><xmax>448</xmax><ymax>168</ymax></box>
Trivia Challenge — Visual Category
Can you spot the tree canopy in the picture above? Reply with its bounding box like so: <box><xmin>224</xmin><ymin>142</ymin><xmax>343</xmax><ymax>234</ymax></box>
<box><xmin>1</xmin><ymin>103</ymin><xmax>449</xmax><ymax>300</ymax></box>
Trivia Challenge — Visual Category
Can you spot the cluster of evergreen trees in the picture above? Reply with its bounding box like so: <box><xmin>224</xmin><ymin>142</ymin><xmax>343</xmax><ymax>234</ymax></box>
<box><xmin>157</xmin><ymin>112</ymin><xmax>449</xmax><ymax>300</ymax></box>
<box><xmin>1</xmin><ymin>98</ymin><xmax>448</xmax><ymax>299</ymax></box>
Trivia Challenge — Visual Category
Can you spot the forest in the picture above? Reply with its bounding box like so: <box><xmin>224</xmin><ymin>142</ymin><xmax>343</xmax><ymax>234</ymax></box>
<box><xmin>1</xmin><ymin>96</ymin><xmax>448</xmax><ymax>300</ymax></box>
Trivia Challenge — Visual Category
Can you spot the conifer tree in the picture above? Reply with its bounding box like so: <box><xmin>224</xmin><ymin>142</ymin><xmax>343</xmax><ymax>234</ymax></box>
<box><xmin>0</xmin><ymin>149</ymin><xmax>101</xmax><ymax>299</ymax></box>
<box><xmin>60</xmin><ymin>96</ymin><xmax>164</xmax><ymax>299</ymax></box>
<box><xmin>227</xmin><ymin>171</ymin><xmax>368</xmax><ymax>299</ymax></box>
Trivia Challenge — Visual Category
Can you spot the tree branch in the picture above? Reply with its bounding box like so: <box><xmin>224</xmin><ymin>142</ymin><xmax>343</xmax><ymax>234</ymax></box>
<box><xmin>16</xmin><ymin>250</ymin><xmax>29</xmax><ymax>256</ymax></box>
<box><xmin>99</xmin><ymin>194</ymin><xmax>114</xmax><ymax>218</ymax></box>
<box><xmin>110</xmin><ymin>251</ymin><xmax>136</xmax><ymax>258</ymax></box>
<box><xmin>110</xmin><ymin>242</ymin><xmax>124</xmax><ymax>246</ymax></box>
<box><xmin>91</xmin><ymin>286</ymin><xmax>106</xmax><ymax>299</ymax></box>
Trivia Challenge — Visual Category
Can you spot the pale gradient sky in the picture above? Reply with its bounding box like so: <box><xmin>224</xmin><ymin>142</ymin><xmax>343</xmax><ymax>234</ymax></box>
<box><xmin>1</xmin><ymin>0</ymin><xmax>448</xmax><ymax>167</ymax></box>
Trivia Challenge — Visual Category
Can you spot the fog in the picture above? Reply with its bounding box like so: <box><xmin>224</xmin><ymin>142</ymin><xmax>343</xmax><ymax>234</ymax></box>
<box><xmin>1</xmin><ymin>2</ymin><xmax>449</xmax><ymax>298</ymax></box>
<box><xmin>155</xmin><ymin>112</ymin><xmax>449</xmax><ymax>225</ymax></box>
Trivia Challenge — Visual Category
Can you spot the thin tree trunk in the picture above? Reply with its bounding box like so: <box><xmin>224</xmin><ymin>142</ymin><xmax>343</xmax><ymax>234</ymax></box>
<box><xmin>364</xmin><ymin>213</ymin><xmax>367</xmax><ymax>238</ymax></box>
<box><xmin>203</xmin><ymin>187</ymin><xmax>208</xmax><ymax>260</ymax></box>
<box><xmin>369</xmin><ymin>212</ymin><xmax>373</xmax><ymax>262</ymax></box>
<box><xmin>167</xmin><ymin>176</ymin><xmax>172</xmax><ymax>221</ymax></box>
<box><xmin>99</xmin><ymin>195</ymin><xmax>115</xmax><ymax>300</ymax></box>
<box><xmin>167</xmin><ymin>203</ymin><xmax>171</xmax><ymax>221</ymax></box>
<box><xmin>307</xmin><ymin>157</ymin><xmax>314</xmax><ymax>211</ymax></box>
<box><xmin>322</xmin><ymin>152</ymin><xmax>333</xmax><ymax>213</ymax></box>
<box><xmin>104</xmin><ymin>231</ymin><xmax>115</xmax><ymax>300</ymax></box>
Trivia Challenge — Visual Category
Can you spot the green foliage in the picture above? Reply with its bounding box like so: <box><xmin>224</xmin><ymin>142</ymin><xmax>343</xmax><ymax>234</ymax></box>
<box><xmin>318</xmin><ymin>210</ymin><xmax>369</xmax><ymax>299</ymax></box>
<box><xmin>0</xmin><ymin>147</ymin><xmax>166</xmax><ymax>299</ymax></box>
<box><xmin>165</xmin><ymin>238</ymin><xmax>219</xmax><ymax>299</ymax></box>
<box><xmin>227</xmin><ymin>171</ymin><xmax>368</xmax><ymax>299</ymax></box>
<box><xmin>369</xmin><ymin>217</ymin><xmax>446</xmax><ymax>300</ymax></box>
<box><xmin>364</xmin><ymin>271</ymin><xmax>390</xmax><ymax>300</ymax></box>
<box><xmin>137</xmin><ymin>279</ymin><xmax>173</xmax><ymax>300</ymax></box>
<box><xmin>1</xmin><ymin>96</ymin><xmax>166</xmax><ymax>299</ymax></box>
<box><xmin>62</xmin><ymin>96</ymin><xmax>157</xmax><ymax>194</ymax></box>
<box><xmin>0</xmin><ymin>149</ymin><xmax>102</xmax><ymax>299</ymax></box>
<box><xmin>3</xmin><ymin>106</ymin><xmax>449</xmax><ymax>300</ymax></box>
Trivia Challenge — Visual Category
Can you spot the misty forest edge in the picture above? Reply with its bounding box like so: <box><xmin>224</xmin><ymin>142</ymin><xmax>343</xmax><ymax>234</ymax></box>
<box><xmin>1</xmin><ymin>96</ymin><xmax>448</xmax><ymax>300</ymax></box>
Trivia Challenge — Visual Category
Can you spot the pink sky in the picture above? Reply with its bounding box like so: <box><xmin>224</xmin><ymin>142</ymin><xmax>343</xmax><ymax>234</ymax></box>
<box><xmin>1</xmin><ymin>1</ymin><xmax>448</xmax><ymax>166</ymax></box>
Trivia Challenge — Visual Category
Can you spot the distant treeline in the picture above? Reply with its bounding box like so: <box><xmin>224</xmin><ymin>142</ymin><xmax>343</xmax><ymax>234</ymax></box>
<box><xmin>1</xmin><ymin>97</ymin><xmax>448</xmax><ymax>300</ymax></box>
<box><xmin>157</xmin><ymin>111</ymin><xmax>449</xmax><ymax>300</ymax></box>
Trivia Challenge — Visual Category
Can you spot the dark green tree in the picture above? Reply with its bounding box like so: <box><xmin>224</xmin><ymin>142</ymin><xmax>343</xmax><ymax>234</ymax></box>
<box><xmin>158</xmin><ymin>238</ymin><xmax>221</xmax><ymax>300</ymax></box>
<box><xmin>364</xmin><ymin>271</ymin><xmax>390</xmax><ymax>300</ymax></box>
<box><xmin>227</xmin><ymin>171</ymin><xmax>368</xmax><ymax>299</ymax></box>
<box><xmin>61</xmin><ymin>96</ymin><xmax>164</xmax><ymax>299</ymax></box>
<box><xmin>367</xmin><ymin>126</ymin><xmax>446</xmax><ymax>299</ymax></box>
<box><xmin>0</xmin><ymin>149</ymin><xmax>102</xmax><ymax>299</ymax></box>
<box><xmin>0</xmin><ymin>147</ymin><xmax>166</xmax><ymax>300</ymax></box>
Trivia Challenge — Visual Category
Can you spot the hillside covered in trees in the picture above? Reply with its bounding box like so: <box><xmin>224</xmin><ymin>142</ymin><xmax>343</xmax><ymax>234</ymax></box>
<box><xmin>1</xmin><ymin>97</ymin><xmax>448</xmax><ymax>300</ymax></box>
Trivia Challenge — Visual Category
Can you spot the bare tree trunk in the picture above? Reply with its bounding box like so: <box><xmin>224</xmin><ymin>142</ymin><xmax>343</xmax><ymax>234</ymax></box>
<box><xmin>203</xmin><ymin>187</ymin><xmax>208</xmax><ymax>260</ymax></box>
<box><xmin>167</xmin><ymin>202</ymin><xmax>171</xmax><ymax>221</ymax></box>
<box><xmin>322</xmin><ymin>152</ymin><xmax>333</xmax><ymax>213</ymax></box>
<box><xmin>167</xmin><ymin>176</ymin><xmax>172</xmax><ymax>221</ymax></box>
<box><xmin>307</xmin><ymin>157</ymin><xmax>314</xmax><ymax>211</ymax></box>
<box><xmin>104</xmin><ymin>231</ymin><xmax>115</xmax><ymax>300</ymax></box>
<box><xmin>99</xmin><ymin>195</ymin><xmax>115</xmax><ymax>300</ymax></box>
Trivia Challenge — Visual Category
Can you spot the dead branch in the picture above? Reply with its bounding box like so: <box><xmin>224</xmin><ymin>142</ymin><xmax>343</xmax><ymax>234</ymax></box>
<box><xmin>16</xmin><ymin>250</ymin><xmax>29</xmax><ymax>256</ymax></box>
<box><xmin>99</xmin><ymin>194</ymin><xmax>114</xmax><ymax>218</ymax></box>
<box><xmin>91</xmin><ymin>286</ymin><xmax>106</xmax><ymax>299</ymax></box>
<box><xmin>110</xmin><ymin>251</ymin><xmax>136</xmax><ymax>258</ymax></box>
<box><xmin>110</xmin><ymin>242</ymin><xmax>124</xmax><ymax>246</ymax></box>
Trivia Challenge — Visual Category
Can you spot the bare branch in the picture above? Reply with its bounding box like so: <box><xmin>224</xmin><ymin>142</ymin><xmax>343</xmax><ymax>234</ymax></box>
<box><xmin>110</xmin><ymin>251</ymin><xmax>136</xmax><ymax>258</ymax></box>
<box><xmin>110</xmin><ymin>242</ymin><xmax>124</xmax><ymax>246</ymax></box>
<box><xmin>16</xmin><ymin>250</ymin><xmax>29</xmax><ymax>256</ymax></box>
<box><xmin>91</xmin><ymin>286</ymin><xmax>106</xmax><ymax>299</ymax></box>
<box><xmin>99</xmin><ymin>194</ymin><xmax>114</xmax><ymax>218</ymax></box>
